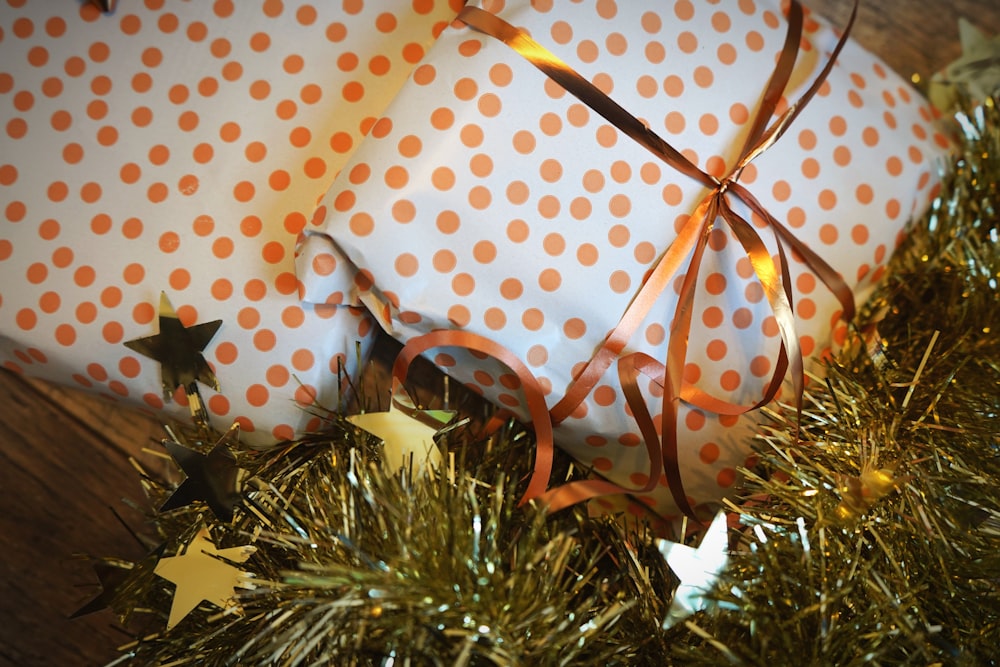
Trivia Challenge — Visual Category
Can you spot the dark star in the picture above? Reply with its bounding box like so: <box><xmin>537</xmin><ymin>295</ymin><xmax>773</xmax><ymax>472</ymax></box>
<box><xmin>88</xmin><ymin>0</ymin><xmax>117</xmax><ymax>13</ymax></box>
<box><xmin>124</xmin><ymin>292</ymin><xmax>222</xmax><ymax>425</ymax></box>
<box><xmin>160</xmin><ymin>423</ymin><xmax>247</xmax><ymax>523</ymax></box>
<box><xmin>70</xmin><ymin>559</ymin><xmax>132</xmax><ymax>618</ymax></box>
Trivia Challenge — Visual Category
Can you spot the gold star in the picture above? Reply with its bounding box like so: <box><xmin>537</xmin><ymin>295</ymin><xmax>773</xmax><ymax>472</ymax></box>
<box><xmin>930</xmin><ymin>20</ymin><xmax>1000</xmax><ymax>110</ymax></box>
<box><xmin>124</xmin><ymin>292</ymin><xmax>222</xmax><ymax>426</ymax></box>
<box><xmin>154</xmin><ymin>527</ymin><xmax>255</xmax><ymax>629</ymax></box>
<box><xmin>657</xmin><ymin>511</ymin><xmax>731</xmax><ymax>629</ymax></box>
<box><xmin>160</xmin><ymin>423</ymin><xmax>248</xmax><ymax>523</ymax></box>
<box><xmin>348</xmin><ymin>384</ymin><xmax>454</xmax><ymax>471</ymax></box>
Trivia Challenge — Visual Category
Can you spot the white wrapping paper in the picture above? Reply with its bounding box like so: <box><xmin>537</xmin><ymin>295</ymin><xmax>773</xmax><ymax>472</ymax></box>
<box><xmin>0</xmin><ymin>0</ymin><xmax>461</xmax><ymax>445</ymax></box>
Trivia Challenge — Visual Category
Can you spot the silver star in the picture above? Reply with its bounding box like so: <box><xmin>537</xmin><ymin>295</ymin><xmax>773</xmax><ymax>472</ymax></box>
<box><xmin>657</xmin><ymin>511</ymin><xmax>730</xmax><ymax>629</ymax></box>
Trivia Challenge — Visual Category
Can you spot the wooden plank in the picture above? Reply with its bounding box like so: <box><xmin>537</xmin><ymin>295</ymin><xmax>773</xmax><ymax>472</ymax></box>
<box><xmin>0</xmin><ymin>369</ymin><xmax>167</xmax><ymax>666</ymax></box>
<box><xmin>813</xmin><ymin>0</ymin><xmax>1000</xmax><ymax>80</ymax></box>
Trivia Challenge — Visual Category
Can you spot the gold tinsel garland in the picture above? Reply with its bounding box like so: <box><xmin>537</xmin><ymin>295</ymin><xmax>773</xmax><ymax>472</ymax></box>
<box><xmin>84</xmin><ymin>92</ymin><xmax>1000</xmax><ymax>665</ymax></box>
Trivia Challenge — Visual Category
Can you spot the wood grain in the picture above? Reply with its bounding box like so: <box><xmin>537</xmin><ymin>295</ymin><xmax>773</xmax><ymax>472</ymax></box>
<box><xmin>0</xmin><ymin>370</ymin><xmax>167</xmax><ymax>666</ymax></box>
<box><xmin>811</xmin><ymin>0</ymin><xmax>1000</xmax><ymax>81</ymax></box>
<box><xmin>2</xmin><ymin>1</ymin><xmax>998</xmax><ymax>665</ymax></box>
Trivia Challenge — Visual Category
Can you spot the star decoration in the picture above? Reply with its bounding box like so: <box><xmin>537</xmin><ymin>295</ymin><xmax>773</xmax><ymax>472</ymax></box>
<box><xmin>154</xmin><ymin>527</ymin><xmax>255</xmax><ymax>629</ymax></box>
<box><xmin>930</xmin><ymin>19</ymin><xmax>1000</xmax><ymax>110</ymax></box>
<box><xmin>70</xmin><ymin>559</ymin><xmax>133</xmax><ymax>618</ymax></box>
<box><xmin>87</xmin><ymin>0</ymin><xmax>117</xmax><ymax>13</ymax></box>
<box><xmin>656</xmin><ymin>511</ymin><xmax>731</xmax><ymax>630</ymax></box>
<box><xmin>347</xmin><ymin>384</ymin><xmax>455</xmax><ymax>472</ymax></box>
<box><xmin>124</xmin><ymin>292</ymin><xmax>222</xmax><ymax>426</ymax></box>
<box><xmin>160</xmin><ymin>422</ymin><xmax>248</xmax><ymax>523</ymax></box>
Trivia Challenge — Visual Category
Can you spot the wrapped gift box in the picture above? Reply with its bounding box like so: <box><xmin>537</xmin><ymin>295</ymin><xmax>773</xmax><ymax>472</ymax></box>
<box><xmin>0</xmin><ymin>0</ymin><xmax>462</xmax><ymax>445</ymax></box>
<box><xmin>298</xmin><ymin>0</ymin><xmax>950</xmax><ymax>519</ymax></box>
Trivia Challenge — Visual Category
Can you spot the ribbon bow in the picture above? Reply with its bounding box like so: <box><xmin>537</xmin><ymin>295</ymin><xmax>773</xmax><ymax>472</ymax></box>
<box><xmin>395</xmin><ymin>0</ymin><xmax>859</xmax><ymax>520</ymax></box>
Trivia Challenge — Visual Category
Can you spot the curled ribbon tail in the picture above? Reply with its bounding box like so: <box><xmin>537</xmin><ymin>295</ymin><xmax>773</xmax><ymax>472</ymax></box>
<box><xmin>392</xmin><ymin>330</ymin><xmax>555</xmax><ymax>506</ymax></box>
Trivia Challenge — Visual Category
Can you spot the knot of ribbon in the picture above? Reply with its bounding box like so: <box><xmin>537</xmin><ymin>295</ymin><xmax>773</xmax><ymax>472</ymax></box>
<box><xmin>393</xmin><ymin>0</ymin><xmax>859</xmax><ymax>521</ymax></box>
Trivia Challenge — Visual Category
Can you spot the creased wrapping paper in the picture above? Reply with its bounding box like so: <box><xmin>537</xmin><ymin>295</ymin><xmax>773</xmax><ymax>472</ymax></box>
<box><xmin>0</xmin><ymin>0</ymin><xmax>462</xmax><ymax>445</ymax></box>
<box><xmin>298</xmin><ymin>0</ymin><xmax>949</xmax><ymax>519</ymax></box>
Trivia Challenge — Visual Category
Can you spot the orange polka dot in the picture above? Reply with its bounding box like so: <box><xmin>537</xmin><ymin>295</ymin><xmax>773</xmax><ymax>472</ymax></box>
<box><xmin>402</xmin><ymin>42</ymin><xmax>425</xmax><ymax>64</ymax></box>
<box><xmin>664</xmin><ymin>111</ymin><xmax>685</xmax><ymax>134</ymax></box>
<box><xmin>264</xmin><ymin>362</ymin><xmax>290</xmax><ymax>387</ymax></box>
<box><xmin>702</xmin><ymin>306</ymin><xmax>724</xmax><ymax>328</ymax></box>
<box><xmin>262</xmin><ymin>241</ymin><xmax>285</xmax><ymax>264</ymax></box>
<box><xmin>483</xmin><ymin>307</ymin><xmax>507</xmax><ymax>330</ymax></box>
<box><xmin>243</xmin><ymin>141</ymin><xmax>267</xmax><ymax>162</ymax></box>
<box><xmin>287</xmin><ymin>385</ymin><xmax>316</xmax><ymax>414</ymax></box>
<box><xmin>299</xmin><ymin>83</ymin><xmax>321</xmax><ymax>105</ymax></box>
<box><xmin>511</xmin><ymin>129</ymin><xmax>536</xmax><ymax>155</ymax></box>
<box><xmin>886</xmin><ymin>156</ymin><xmax>903</xmax><ymax>176</ymax></box>
<box><xmin>608</xmin><ymin>224</ymin><xmax>629</xmax><ymax>248</ymax></box>
<box><xmin>123</xmin><ymin>263</ymin><xmax>144</xmax><ymax>285</ymax></box>
<box><xmin>55</xmin><ymin>324</ymin><xmax>76</xmax><ymax>346</ymax></box>
<box><xmin>192</xmin><ymin>142</ymin><xmax>214</xmax><ymax>164</ymax></box>
<box><xmin>535</xmin><ymin>194</ymin><xmax>559</xmax><ymax>219</ymax></box>
<box><xmin>796</xmin><ymin>273</ymin><xmax>816</xmax><ymax>294</ymax></box>
<box><xmin>431</xmin><ymin>107</ymin><xmax>455</xmax><ymax>130</ymax></box>
<box><xmin>233</xmin><ymin>181</ymin><xmax>255</xmax><ymax>202</ymax></box>
<box><xmin>473</xmin><ymin>240</ymin><xmax>497</xmax><ymax>263</ymax></box>
<box><xmin>538</xmin><ymin>268</ymin><xmax>562</xmax><ymax>292</ymax></box>
<box><xmin>819</xmin><ymin>223</ymin><xmax>838</xmax><ymax>244</ymax></box>
<box><xmin>787</xmin><ymin>206</ymin><xmax>807</xmax><ymax>228</ymax></box>
<box><xmin>432</xmin><ymin>167</ymin><xmax>455</xmax><ymax>191</ymax></box>
<box><xmin>451</xmin><ymin>272</ymin><xmax>475</xmax><ymax>296</ymax></box>
<box><xmin>245</xmin><ymin>384</ymin><xmax>269</xmax><ymax>407</ymax></box>
<box><xmin>169</xmin><ymin>268</ymin><xmax>191</xmax><ymax>290</ymax></box>
<box><xmin>212</xmin><ymin>236</ymin><xmax>234</xmax><ymax>259</ymax></box>
<box><xmin>507</xmin><ymin>219</ymin><xmax>529</xmax><ymax>243</ymax></box>
<box><xmin>453</xmin><ymin>77</ymin><xmax>478</xmax><ymax>101</ymax></box>
<box><xmin>269</xmin><ymin>169</ymin><xmax>291</xmax><ymax>191</ymax></box>
<box><xmin>146</xmin><ymin>182</ymin><xmax>168</xmax><ymax>203</ymax></box>
<box><xmin>391</xmin><ymin>199</ymin><xmax>416</xmax><ymax>223</ymax></box>
<box><xmin>210</xmin><ymin>277</ymin><xmax>233</xmax><ymax>300</ymax></box>
<box><xmin>720</xmin><ymin>370</ymin><xmax>741</xmax><ymax>391</ymax></box>
<box><xmin>253</xmin><ymin>329</ymin><xmax>277</xmax><ymax>352</ymax></box>
<box><xmin>818</xmin><ymin>189</ymin><xmax>837</xmax><ymax>210</ymax></box>
<box><xmin>76</xmin><ymin>301</ymin><xmax>98</xmax><ymax>324</ymax></box>
<box><xmin>716</xmin><ymin>468</ymin><xmax>737</xmax><ymax>488</ymax></box>
<box><xmin>132</xmin><ymin>301</ymin><xmax>155</xmax><ymax>325</ymax></box>
<box><xmin>460</xmin><ymin>123</ymin><xmax>484</xmax><ymax>147</ymax></box>
<box><xmin>436</xmin><ymin>211</ymin><xmax>461</xmax><ymax>234</ymax></box>
<box><xmin>178</xmin><ymin>174</ymin><xmax>199</xmax><ymax>195</ymax></box>
<box><xmin>394</xmin><ymin>253</ymin><xmax>419</xmax><ymax>277</ymax></box>
<box><xmin>797</xmin><ymin>298</ymin><xmax>817</xmax><ymax>319</ymax></box>
<box><xmin>886</xmin><ymin>198</ymin><xmax>901</xmax><ymax>219</ymax></box>
<box><xmin>26</xmin><ymin>262</ymin><xmax>48</xmax><ymax>285</ymax></box>
<box><xmin>832</xmin><ymin>145</ymin><xmax>852</xmax><ymax>166</ymax></box>
<box><xmin>157</xmin><ymin>231</ymin><xmax>179</xmax><ymax>253</ymax></box>
<box><xmin>705</xmin><ymin>272</ymin><xmax>727</xmax><ymax>295</ymax></box>
<box><xmin>557</xmin><ymin>316</ymin><xmax>585</xmax><ymax>340</ymax></box>
<box><xmin>51</xmin><ymin>246</ymin><xmax>73</xmax><ymax>268</ymax></box>
<box><xmin>38</xmin><ymin>291</ymin><xmax>60</xmax><ymax>314</ymax></box>
<box><xmin>385</xmin><ymin>165</ymin><xmax>409</xmax><ymax>189</ymax></box>
<box><xmin>448</xmin><ymin>305</ymin><xmax>470</xmax><ymax>326</ymax></box>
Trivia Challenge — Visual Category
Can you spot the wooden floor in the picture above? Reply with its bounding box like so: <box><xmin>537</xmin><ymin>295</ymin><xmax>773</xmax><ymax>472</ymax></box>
<box><xmin>3</xmin><ymin>1</ymin><xmax>1000</xmax><ymax>665</ymax></box>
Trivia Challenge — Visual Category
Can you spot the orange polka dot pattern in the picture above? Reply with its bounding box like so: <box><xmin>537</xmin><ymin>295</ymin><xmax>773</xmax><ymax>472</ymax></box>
<box><xmin>298</xmin><ymin>0</ymin><xmax>950</xmax><ymax>520</ymax></box>
<box><xmin>0</xmin><ymin>1</ymin><xmax>461</xmax><ymax>445</ymax></box>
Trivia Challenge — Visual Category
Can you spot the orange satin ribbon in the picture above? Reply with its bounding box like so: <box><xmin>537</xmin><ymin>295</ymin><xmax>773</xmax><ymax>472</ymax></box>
<box><xmin>394</xmin><ymin>0</ymin><xmax>859</xmax><ymax>520</ymax></box>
